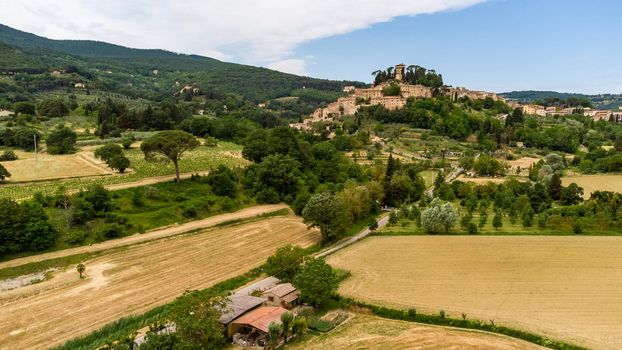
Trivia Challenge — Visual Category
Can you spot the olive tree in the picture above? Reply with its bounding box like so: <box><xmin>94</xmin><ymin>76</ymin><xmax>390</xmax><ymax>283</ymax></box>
<box><xmin>420</xmin><ymin>198</ymin><xmax>459</xmax><ymax>233</ymax></box>
<box><xmin>140</xmin><ymin>131</ymin><xmax>199</xmax><ymax>182</ymax></box>
<box><xmin>76</xmin><ymin>263</ymin><xmax>85</xmax><ymax>279</ymax></box>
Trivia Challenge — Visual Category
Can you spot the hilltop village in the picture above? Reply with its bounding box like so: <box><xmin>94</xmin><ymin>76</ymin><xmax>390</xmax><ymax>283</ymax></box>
<box><xmin>291</xmin><ymin>63</ymin><xmax>501</xmax><ymax>130</ymax></box>
<box><xmin>291</xmin><ymin>64</ymin><xmax>622</xmax><ymax>130</ymax></box>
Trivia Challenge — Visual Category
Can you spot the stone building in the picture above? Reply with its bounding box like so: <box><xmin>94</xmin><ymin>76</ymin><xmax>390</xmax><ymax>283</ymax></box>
<box><xmin>394</xmin><ymin>63</ymin><xmax>405</xmax><ymax>81</ymax></box>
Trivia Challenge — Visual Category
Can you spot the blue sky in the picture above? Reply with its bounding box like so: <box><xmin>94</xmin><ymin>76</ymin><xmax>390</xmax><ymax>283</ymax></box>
<box><xmin>297</xmin><ymin>0</ymin><xmax>622</xmax><ymax>94</ymax></box>
<box><xmin>1</xmin><ymin>0</ymin><xmax>621</xmax><ymax>94</ymax></box>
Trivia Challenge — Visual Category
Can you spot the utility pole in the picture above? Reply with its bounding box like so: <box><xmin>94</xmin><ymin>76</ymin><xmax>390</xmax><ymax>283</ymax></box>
<box><xmin>34</xmin><ymin>133</ymin><xmax>38</xmax><ymax>164</ymax></box>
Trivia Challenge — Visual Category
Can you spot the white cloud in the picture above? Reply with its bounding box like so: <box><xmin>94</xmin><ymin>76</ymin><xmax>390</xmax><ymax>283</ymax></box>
<box><xmin>0</xmin><ymin>0</ymin><xmax>485</xmax><ymax>68</ymax></box>
<box><xmin>267</xmin><ymin>59</ymin><xmax>308</xmax><ymax>75</ymax></box>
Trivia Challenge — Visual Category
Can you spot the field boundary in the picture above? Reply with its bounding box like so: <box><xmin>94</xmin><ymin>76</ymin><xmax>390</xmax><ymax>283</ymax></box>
<box><xmin>339</xmin><ymin>297</ymin><xmax>587</xmax><ymax>350</ymax></box>
<box><xmin>0</xmin><ymin>209</ymin><xmax>291</xmax><ymax>282</ymax></box>
<box><xmin>0</xmin><ymin>204</ymin><xmax>289</xmax><ymax>271</ymax></box>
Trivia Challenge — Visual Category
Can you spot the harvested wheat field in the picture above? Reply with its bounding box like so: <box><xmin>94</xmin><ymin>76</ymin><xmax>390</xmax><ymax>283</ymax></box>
<box><xmin>287</xmin><ymin>312</ymin><xmax>546</xmax><ymax>350</ymax></box>
<box><xmin>562</xmin><ymin>174</ymin><xmax>622</xmax><ymax>198</ymax></box>
<box><xmin>1</xmin><ymin>151</ymin><xmax>111</xmax><ymax>182</ymax></box>
<box><xmin>0</xmin><ymin>215</ymin><xmax>320</xmax><ymax>349</ymax></box>
<box><xmin>328</xmin><ymin>236</ymin><xmax>622</xmax><ymax>350</ymax></box>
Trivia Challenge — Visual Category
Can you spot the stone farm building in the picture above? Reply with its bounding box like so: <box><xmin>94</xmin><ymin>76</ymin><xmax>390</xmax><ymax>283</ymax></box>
<box><xmin>263</xmin><ymin>282</ymin><xmax>300</xmax><ymax>309</ymax></box>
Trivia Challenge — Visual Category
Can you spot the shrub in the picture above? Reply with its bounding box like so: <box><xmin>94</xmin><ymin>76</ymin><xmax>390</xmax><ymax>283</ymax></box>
<box><xmin>96</xmin><ymin>223</ymin><xmax>125</xmax><ymax>239</ymax></box>
<box><xmin>131</xmin><ymin>188</ymin><xmax>145</xmax><ymax>207</ymax></box>
<box><xmin>182</xmin><ymin>206</ymin><xmax>198</xmax><ymax>218</ymax></box>
<box><xmin>0</xmin><ymin>150</ymin><xmax>17</xmax><ymax>161</ymax></box>
<box><xmin>0</xmin><ymin>164</ymin><xmax>10</xmax><ymax>182</ymax></box>
<box><xmin>144</xmin><ymin>186</ymin><xmax>159</xmax><ymax>199</ymax></box>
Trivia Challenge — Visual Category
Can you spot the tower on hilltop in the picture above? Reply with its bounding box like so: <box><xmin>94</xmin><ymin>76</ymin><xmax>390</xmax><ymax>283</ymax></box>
<box><xmin>394</xmin><ymin>63</ymin><xmax>405</xmax><ymax>81</ymax></box>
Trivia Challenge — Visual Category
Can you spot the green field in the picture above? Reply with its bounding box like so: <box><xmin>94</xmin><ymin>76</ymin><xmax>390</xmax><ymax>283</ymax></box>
<box><xmin>0</xmin><ymin>142</ymin><xmax>248</xmax><ymax>199</ymax></box>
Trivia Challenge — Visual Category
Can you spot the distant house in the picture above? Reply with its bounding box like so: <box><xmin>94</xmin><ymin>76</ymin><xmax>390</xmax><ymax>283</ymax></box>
<box><xmin>0</xmin><ymin>110</ymin><xmax>14</xmax><ymax>119</ymax></box>
<box><xmin>342</xmin><ymin>86</ymin><xmax>355</xmax><ymax>93</ymax></box>
<box><xmin>74</xmin><ymin>82</ymin><xmax>86</xmax><ymax>88</ymax></box>
<box><xmin>593</xmin><ymin>110</ymin><xmax>611</xmax><ymax>121</ymax></box>
<box><xmin>263</xmin><ymin>283</ymin><xmax>300</xmax><ymax>309</ymax></box>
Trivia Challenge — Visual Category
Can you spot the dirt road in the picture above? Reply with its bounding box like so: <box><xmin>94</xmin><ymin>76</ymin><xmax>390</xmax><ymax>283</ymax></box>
<box><xmin>0</xmin><ymin>215</ymin><xmax>320</xmax><ymax>349</ymax></box>
<box><xmin>315</xmin><ymin>214</ymin><xmax>389</xmax><ymax>258</ymax></box>
<box><xmin>0</xmin><ymin>204</ymin><xmax>288</xmax><ymax>270</ymax></box>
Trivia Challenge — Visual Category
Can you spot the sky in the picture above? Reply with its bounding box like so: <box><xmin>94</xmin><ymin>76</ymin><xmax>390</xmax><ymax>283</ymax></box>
<box><xmin>0</xmin><ymin>0</ymin><xmax>621</xmax><ymax>94</ymax></box>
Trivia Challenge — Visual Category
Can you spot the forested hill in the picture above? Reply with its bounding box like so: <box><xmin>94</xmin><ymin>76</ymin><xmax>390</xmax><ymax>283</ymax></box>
<box><xmin>0</xmin><ymin>24</ymin><xmax>362</xmax><ymax>102</ymax></box>
<box><xmin>0</xmin><ymin>23</ymin><xmax>185</xmax><ymax>59</ymax></box>
<box><xmin>502</xmin><ymin>90</ymin><xmax>622</xmax><ymax>110</ymax></box>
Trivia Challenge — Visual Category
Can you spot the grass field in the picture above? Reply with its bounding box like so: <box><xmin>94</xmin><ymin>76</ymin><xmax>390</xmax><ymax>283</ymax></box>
<box><xmin>1</xmin><ymin>151</ymin><xmax>111</xmax><ymax>182</ymax></box>
<box><xmin>418</xmin><ymin>170</ymin><xmax>437</xmax><ymax>188</ymax></box>
<box><xmin>562</xmin><ymin>174</ymin><xmax>622</xmax><ymax>199</ymax></box>
<box><xmin>0</xmin><ymin>142</ymin><xmax>248</xmax><ymax>199</ymax></box>
<box><xmin>327</xmin><ymin>236</ymin><xmax>622</xmax><ymax>350</ymax></box>
<box><xmin>0</xmin><ymin>215</ymin><xmax>320</xmax><ymax>349</ymax></box>
<box><xmin>287</xmin><ymin>312</ymin><xmax>546</xmax><ymax>350</ymax></box>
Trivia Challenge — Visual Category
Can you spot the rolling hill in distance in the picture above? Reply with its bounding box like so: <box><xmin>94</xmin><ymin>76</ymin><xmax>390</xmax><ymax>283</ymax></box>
<box><xmin>0</xmin><ymin>23</ymin><xmax>362</xmax><ymax>103</ymax></box>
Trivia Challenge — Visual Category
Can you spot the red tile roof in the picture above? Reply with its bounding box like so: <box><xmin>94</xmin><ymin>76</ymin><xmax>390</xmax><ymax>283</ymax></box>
<box><xmin>230</xmin><ymin>306</ymin><xmax>288</xmax><ymax>333</ymax></box>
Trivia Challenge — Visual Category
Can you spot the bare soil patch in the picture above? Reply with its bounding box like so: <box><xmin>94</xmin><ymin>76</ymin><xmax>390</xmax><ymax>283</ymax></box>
<box><xmin>0</xmin><ymin>215</ymin><xmax>320</xmax><ymax>349</ymax></box>
<box><xmin>328</xmin><ymin>236</ymin><xmax>622</xmax><ymax>350</ymax></box>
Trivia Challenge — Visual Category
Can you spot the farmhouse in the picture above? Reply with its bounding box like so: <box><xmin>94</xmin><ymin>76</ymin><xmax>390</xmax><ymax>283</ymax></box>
<box><xmin>229</xmin><ymin>306</ymin><xmax>290</xmax><ymax>347</ymax></box>
<box><xmin>219</xmin><ymin>294</ymin><xmax>267</xmax><ymax>337</ymax></box>
<box><xmin>263</xmin><ymin>282</ymin><xmax>300</xmax><ymax>308</ymax></box>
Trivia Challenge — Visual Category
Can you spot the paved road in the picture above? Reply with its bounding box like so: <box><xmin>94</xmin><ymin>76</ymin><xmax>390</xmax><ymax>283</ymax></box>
<box><xmin>0</xmin><ymin>204</ymin><xmax>288</xmax><ymax>270</ymax></box>
<box><xmin>315</xmin><ymin>214</ymin><xmax>390</xmax><ymax>258</ymax></box>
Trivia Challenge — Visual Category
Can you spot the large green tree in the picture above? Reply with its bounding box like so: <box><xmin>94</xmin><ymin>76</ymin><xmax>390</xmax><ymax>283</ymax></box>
<box><xmin>141</xmin><ymin>130</ymin><xmax>200</xmax><ymax>182</ymax></box>
<box><xmin>46</xmin><ymin>125</ymin><xmax>77</xmax><ymax>154</ymax></box>
<box><xmin>0</xmin><ymin>199</ymin><xmax>56</xmax><ymax>257</ymax></box>
<box><xmin>94</xmin><ymin>143</ymin><xmax>124</xmax><ymax>163</ymax></box>
<box><xmin>264</xmin><ymin>245</ymin><xmax>306</xmax><ymax>282</ymax></box>
<box><xmin>244</xmin><ymin>154</ymin><xmax>302</xmax><ymax>203</ymax></box>
<box><xmin>293</xmin><ymin>258</ymin><xmax>339</xmax><ymax>307</ymax></box>
<box><xmin>170</xmin><ymin>290</ymin><xmax>226</xmax><ymax>349</ymax></box>
<box><xmin>302</xmin><ymin>192</ymin><xmax>346</xmax><ymax>242</ymax></box>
